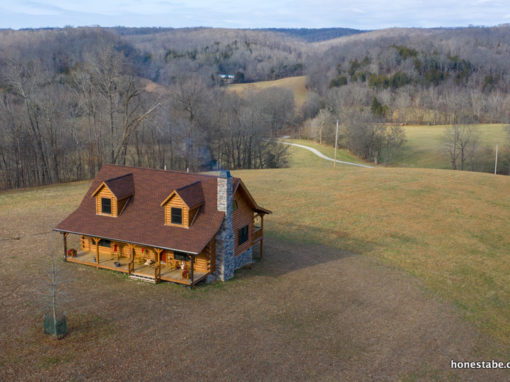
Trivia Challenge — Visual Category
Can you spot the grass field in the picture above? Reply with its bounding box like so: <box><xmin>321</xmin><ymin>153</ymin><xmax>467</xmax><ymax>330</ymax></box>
<box><xmin>292</xmin><ymin>123</ymin><xmax>508</xmax><ymax>169</ymax></box>
<box><xmin>242</xmin><ymin>165</ymin><xmax>510</xmax><ymax>342</ymax></box>
<box><xmin>229</xmin><ymin>75</ymin><xmax>508</xmax><ymax>169</ymax></box>
<box><xmin>227</xmin><ymin>76</ymin><xmax>308</xmax><ymax>108</ymax></box>
<box><xmin>394</xmin><ymin>124</ymin><xmax>508</xmax><ymax>169</ymax></box>
<box><xmin>285</xmin><ymin>139</ymin><xmax>371</xmax><ymax>167</ymax></box>
<box><xmin>2</xmin><ymin>147</ymin><xmax>510</xmax><ymax>379</ymax></box>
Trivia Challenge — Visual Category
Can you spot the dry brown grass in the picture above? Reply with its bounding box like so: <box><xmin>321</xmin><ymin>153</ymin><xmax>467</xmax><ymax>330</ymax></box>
<box><xmin>236</xmin><ymin>166</ymin><xmax>510</xmax><ymax>346</ymax></box>
<box><xmin>1</xmin><ymin>162</ymin><xmax>510</xmax><ymax>380</ymax></box>
<box><xmin>227</xmin><ymin>76</ymin><xmax>308</xmax><ymax>108</ymax></box>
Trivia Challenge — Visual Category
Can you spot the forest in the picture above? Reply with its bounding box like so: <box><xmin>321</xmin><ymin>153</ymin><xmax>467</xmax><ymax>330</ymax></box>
<box><xmin>1</xmin><ymin>25</ymin><xmax>510</xmax><ymax>190</ymax></box>
<box><xmin>307</xmin><ymin>27</ymin><xmax>510</xmax><ymax>125</ymax></box>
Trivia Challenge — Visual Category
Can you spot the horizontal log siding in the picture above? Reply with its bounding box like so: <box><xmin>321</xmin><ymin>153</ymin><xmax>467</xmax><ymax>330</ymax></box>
<box><xmin>81</xmin><ymin>236</ymin><xmax>155</xmax><ymax>259</ymax></box>
<box><xmin>82</xmin><ymin>236</ymin><xmax>115</xmax><ymax>255</ymax></box>
<box><xmin>194</xmin><ymin>238</ymin><xmax>215</xmax><ymax>273</ymax></box>
<box><xmin>233</xmin><ymin>190</ymin><xmax>253</xmax><ymax>256</ymax></box>
<box><xmin>163</xmin><ymin>194</ymin><xmax>189</xmax><ymax>227</ymax></box>
<box><xmin>95</xmin><ymin>186</ymin><xmax>118</xmax><ymax>216</ymax></box>
<box><xmin>80</xmin><ymin>236</ymin><xmax>214</xmax><ymax>272</ymax></box>
<box><xmin>80</xmin><ymin>235</ymin><xmax>89</xmax><ymax>251</ymax></box>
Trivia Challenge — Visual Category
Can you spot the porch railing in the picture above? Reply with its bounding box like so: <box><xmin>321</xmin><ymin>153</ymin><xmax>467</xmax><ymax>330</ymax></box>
<box><xmin>252</xmin><ymin>225</ymin><xmax>263</xmax><ymax>241</ymax></box>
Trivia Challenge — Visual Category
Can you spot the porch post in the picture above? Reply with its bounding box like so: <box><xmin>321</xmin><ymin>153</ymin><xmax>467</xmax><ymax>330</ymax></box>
<box><xmin>92</xmin><ymin>237</ymin><xmax>100</xmax><ymax>268</ymax></box>
<box><xmin>155</xmin><ymin>248</ymin><xmax>161</xmax><ymax>265</ymax></box>
<box><xmin>128</xmin><ymin>244</ymin><xmax>134</xmax><ymax>275</ymax></box>
<box><xmin>190</xmin><ymin>255</ymin><xmax>194</xmax><ymax>289</ymax></box>
<box><xmin>62</xmin><ymin>232</ymin><xmax>68</xmax><ymax>262</ymax></box>
<box><xmin>154</xmin><ymin>248</ymin><xmax>162</xmax><ymax>283</ymax></box>
<box><xmin>260</xmin><ymin>215</ymin><xmax>264</xmax><ymax>260</ymax></box>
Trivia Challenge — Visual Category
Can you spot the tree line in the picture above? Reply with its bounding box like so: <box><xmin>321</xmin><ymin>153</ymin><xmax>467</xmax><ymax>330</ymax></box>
<box><xmin>3</xmin><ymin>25</ymin><xmax>510</xmax><ymax>189</ymax></box>
<box><xmin>306</xmin><ymin>27</ymin><xmax>510</xmax><ymax>126</ymax></box>
<box><xmin>0</xmin><ymin>29</ymin><xmax>294</xmax><ymax>190</ymax></box>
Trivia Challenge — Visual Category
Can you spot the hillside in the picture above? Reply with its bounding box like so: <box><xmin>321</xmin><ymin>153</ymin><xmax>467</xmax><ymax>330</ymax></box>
<box><xmin>3</xmin><ymin>26</ymin><xmax>510</xmax><ymax>192</ymax></box>
<box><xmin>397</xmin><ymin>124</ymin><xmax>508</xmax><ymax>169</ymax></box>
<box><xmin>259</xmin><ymin>27</ymin><xmax>364</xmax><ymax>42</ymax></box>
<box><xmin>307</xmin><ymin>25</ymin><xmax>510</xmax><ymax>126</ymax></box>
<box><xmin>227</xmin><ymin>76</ymin><xmax>308</xmax><ymax>107</ymax></box>
<box><xmin>114</xmin><ymin>26</ymin><xmax>366</xmax><ymax>43</ymax></box>
<box><xmin>2</xmin><ymin>148</ymin><xmax>510</xmax><ymax>379</ymax></box>
<box><xmin>244</xmin><ymin>149</ymin><xmax>510</xmax><ymax>345</ymax></box>
<box><xmin>293</xmin><ymin>123</ymin><xmax>509</xmax><ymax>171</ymax></box>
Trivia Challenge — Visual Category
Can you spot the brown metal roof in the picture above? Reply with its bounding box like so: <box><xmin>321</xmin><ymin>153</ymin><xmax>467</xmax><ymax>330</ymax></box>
<box><xmin>234</xmin><ymin>180</ymin><xmax>272</xmax><ymax>215</ymax></box>
<box><xmin>55</xmin><ymin>165</ymin><xmax>230</xmax><ymax>254</ymax></box>
<box><xmin>91</xmin><ymin>173</ymin><xmax>135</xmax><ymax>201</ymax></box>
<box><xmin>160</xmin><ymin>181</ymin><xmax>205</xmax><ymax>209</ymax></box>
<box><xmin>176</xmin><ymin>181</ymin><xmax>205</xmax><ymax>209</ymax></box>
<box><xmin>104</xmin><ymin>173</ymin><xmax>135</xmax><ymax>200</ymax></box>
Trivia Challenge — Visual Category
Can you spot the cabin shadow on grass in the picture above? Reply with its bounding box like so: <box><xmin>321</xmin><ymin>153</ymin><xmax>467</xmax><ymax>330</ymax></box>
<box><xmin>234</xmin><ymin>223</ymin><xmax>376</xmax><ymax>280</ymax></box>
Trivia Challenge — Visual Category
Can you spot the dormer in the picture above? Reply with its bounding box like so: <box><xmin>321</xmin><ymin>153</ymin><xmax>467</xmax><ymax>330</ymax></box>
<box><xmin>160</xmin><ymin>181</ymin><xmax>204</xmax><ymax>228</ymax></box>
<box><xmin>91</xmin><ymin>173</ymin><xmax>134</xmax><ymax>217</ymax></box>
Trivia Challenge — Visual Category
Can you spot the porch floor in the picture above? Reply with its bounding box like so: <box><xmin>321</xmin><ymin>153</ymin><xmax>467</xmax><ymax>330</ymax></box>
<box><xmin>67</xmin><ymin>250</ymin><xmax>208</xmax><ymax>285</ymax></box>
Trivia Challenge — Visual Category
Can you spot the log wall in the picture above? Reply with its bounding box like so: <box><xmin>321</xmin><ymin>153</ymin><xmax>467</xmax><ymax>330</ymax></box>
<box><xmin>80</xmin><ymin>235</ymin><xmax>215</xmax><ymax>272</ymax></box>
<box><xmin>233</xmin><ymin>189</ymin><xmax>253</xmax><ymax>256</ymax></box>
<box><xmin>163</xmin><ymin>194</ymin><xmax>190</xmax><ymax>227</ymax></box>
<box><xmin>95</xmin><ymin>186</ymin><xmax>118</xmax><ymax>217</ymax></box>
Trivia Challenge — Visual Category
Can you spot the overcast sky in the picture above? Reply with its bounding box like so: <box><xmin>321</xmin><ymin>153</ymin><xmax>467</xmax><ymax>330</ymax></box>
<box><xmin>1</xmin><ymin>0</ymin><xmax>509</xmax><ymax>30</ymax></box>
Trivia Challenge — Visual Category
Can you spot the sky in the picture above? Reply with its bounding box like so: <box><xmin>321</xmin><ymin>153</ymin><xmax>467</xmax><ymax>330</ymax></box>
<box><xmin>0</xmin><ymin>0</ymin><xmax>509</xmax><ymax>30</ymax></box>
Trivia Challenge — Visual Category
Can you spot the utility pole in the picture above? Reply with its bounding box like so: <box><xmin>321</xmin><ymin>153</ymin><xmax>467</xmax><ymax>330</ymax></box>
<box><xmin>494</xmin><ymin>144</ymin><xmax>498</xmax><ymax>175</ymax></box>
<box><xmin>334</xmin><ymin>119</ymin><xmax>339</xmax><ymax>168</ymax></box>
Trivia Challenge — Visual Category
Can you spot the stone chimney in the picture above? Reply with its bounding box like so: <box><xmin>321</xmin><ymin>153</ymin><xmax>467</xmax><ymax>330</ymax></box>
<box><xmin>217</xmin><ymin>170</ymin><xmax>232</xmax><ymax>214</ymax></box>
<box><xmin>213</xmin><ymin>170</ymin><xmax>235</xmax><ymax>281</ymax></box>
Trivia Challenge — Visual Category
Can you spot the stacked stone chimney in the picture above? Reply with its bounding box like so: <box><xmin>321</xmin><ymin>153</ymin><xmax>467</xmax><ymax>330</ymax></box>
<box><xmin>213</xmin><ymin>170</ymin><xmax>235</xmax><ymax>281</ymax></box>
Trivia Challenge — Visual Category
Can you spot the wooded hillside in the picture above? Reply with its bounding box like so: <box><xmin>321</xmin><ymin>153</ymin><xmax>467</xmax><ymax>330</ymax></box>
<box><xmin>307</xmin><ymin>27</ymin><xmax>510</xmax><ymax>125</ymax></box>
<box><xmin>0</xmin><ymin>28</ymin><xmax>295</xmax><ymax>190</ymax></box>
<box><xmin>2</xmin><ymin>25</ymin><xmax>510</xmax><ymax>190</ymax></box>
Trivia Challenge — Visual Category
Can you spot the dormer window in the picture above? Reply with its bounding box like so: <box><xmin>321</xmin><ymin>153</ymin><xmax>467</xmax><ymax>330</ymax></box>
<box><xmin>171</xmin><ymin>207</ymin><xmax>182</xmax><ymax>225</ymax></box>
<box><xmin>161</xmin><ymin>181</ymin><xmax>204</xmax><ymax>228</ymax></box>
<box><xmin>91</xmin><ymin>173</ymin><xmax>134</xmax><ymax>217</ymax></box>
<box><xmin>101</xmin><ymin>198</ymin><xmax>112</xmax><ymax>214</ymax></box>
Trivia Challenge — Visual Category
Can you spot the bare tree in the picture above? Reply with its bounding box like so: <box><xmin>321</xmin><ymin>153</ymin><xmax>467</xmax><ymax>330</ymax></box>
<box><xmin>443</xmin><ymin>125</ymin><xmax>461</xmax><ymax>170</ymax></box>
<box><xmin>169</xmin><ymin>76</ymin><xmax>212</xmax><ymax>170</ymax></box>
<box><xmin>85</xmin><ymin>45</ymin><xmax>160</xmax><ymax>165</ymax></box>
<box><xmin>443</xmin><ymin>125</ymin><xmax>480</xmax><ymax>170</ymax></box>
<box><xmin>40</xmin><ymin>240</ymin><xmax>69</xmax><ymax>339</ymax></box>
<box><xmin>311</xmin><ymin>109</ymin><xmax>335</xmax><ymax>145</ymax></box>
<box><xmin>385</xmin><ymin>124</ymin><xmax>407</xmax><ymax>163</ymax></box>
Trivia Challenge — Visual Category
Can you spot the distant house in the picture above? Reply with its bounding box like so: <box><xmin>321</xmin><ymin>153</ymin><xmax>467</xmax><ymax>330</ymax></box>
<box><xmin>54</xmin><ymin>165</ymin><xmax>270</xmax><ymax>287</ymax></box>
<box><xmin>219</xmin><ymin>73</ymin><xmax>235</xmax><ymax>84</ymax></box>
<box><xmin>219</xmin><ymin>73</ymin><xmax>235</xmax><ymax>80</ymax></box>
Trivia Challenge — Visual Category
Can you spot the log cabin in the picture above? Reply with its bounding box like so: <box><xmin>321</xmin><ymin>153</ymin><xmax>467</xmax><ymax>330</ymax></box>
<box><xmin>54</xmin><ymin>165</ymin><xmax>270</xmax><ymax>287</ymax></box>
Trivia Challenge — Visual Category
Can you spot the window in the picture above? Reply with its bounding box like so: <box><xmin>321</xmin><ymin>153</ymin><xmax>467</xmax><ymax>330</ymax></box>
<box><xmin>101</xmin><ymin>198</ymin><xmax>111</xmax><ymax>214</ymax></box>
<box><xmin>98</xmin><ymin>239</ymin><xmax>111</xmax><ymax>247</ymax></box>
<box><xmin>232</xmin><ymin>200</ymin><xmax>238</xmax><ymax>211</ymax></box>
<box><xmin>238</xmin><ymin>225</ymin><xmax>249</xmax><ymax>246</ymax></box>
<box><xmin>171</xmin><ymin>207</ymin><xmax>182</xmax><ymax>224</ymax></box>
<box><xmin>174</xmin><ymin>252</ymin><xmax>189</xmax><ymax>261</ymax></box>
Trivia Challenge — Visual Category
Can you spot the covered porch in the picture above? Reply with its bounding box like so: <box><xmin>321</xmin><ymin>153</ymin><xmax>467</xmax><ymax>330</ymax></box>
<box><xmin>252</xmin><ymin>212</ymin><xmax>265</xmax><ymax>259</ymax></box>
<box><xmin>62</xmin><ymin>233</ymin><xmax>208</xmax><ymax>287</ymax></box>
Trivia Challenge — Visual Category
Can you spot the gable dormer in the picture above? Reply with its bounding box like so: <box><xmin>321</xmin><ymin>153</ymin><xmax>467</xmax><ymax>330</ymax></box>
<box><xmin>91</xmin><ymin>173</ymin><xmax>134</xmax><ymax>217</ymax></box>
<box><xmin>160</xmin><ymin>181</ymin><xmax>204</xmax><ymax>228</ymax></box>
